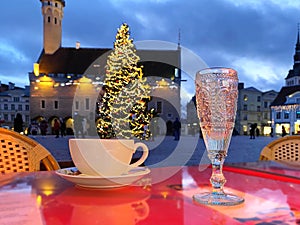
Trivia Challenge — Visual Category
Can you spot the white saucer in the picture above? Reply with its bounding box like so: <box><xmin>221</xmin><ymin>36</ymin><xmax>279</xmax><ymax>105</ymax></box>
<box><xmin>55</xmin><ymin>167</ymin><xmax>150</xmax><ymax>189</ymax></box>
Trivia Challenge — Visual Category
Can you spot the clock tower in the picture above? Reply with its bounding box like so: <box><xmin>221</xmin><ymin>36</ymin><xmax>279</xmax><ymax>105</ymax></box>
<box><xmin>40</xmin><ymin>0</ymin><xmax>65</xmax><ymax>54</ymax></box>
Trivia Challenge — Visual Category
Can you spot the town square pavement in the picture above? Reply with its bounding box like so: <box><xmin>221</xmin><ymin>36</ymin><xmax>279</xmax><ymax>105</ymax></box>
<box><xmin>31</xmin><ymin>134</ymin><xmax>279</xmax><ymax>168</ymax></box>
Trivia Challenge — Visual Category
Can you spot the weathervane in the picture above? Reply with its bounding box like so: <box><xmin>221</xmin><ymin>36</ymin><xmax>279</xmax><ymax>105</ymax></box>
<box><xmin>178</xmin><ymin>28</ymin><xmax>181</xmax><ymax>47</ymax></box>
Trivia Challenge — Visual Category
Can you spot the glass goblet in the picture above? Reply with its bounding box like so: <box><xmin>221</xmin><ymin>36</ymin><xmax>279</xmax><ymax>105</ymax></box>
<box><xmin>193</xmin><ymin>67</ymin><xmax>244</xmax><ymax>206</ymax></box>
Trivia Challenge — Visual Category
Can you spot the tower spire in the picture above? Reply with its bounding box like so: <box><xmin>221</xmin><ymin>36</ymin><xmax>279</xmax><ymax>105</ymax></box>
<box><xmin>284</xmin><ymin>23</ymin><xmax>300</xmax><ymax>85</ymax></box>
<box><xmin>297</xmin><ymin>23</ymin><xmax>300</xmax><ymax>44</ymax></box>
<box><xmin>294</xmin><ymin>23</ymin><xmax>300</xmax><ymax>64</ymax></box>
<box><xmin>178</xmin><ymin>28</ymin><xmax>181</xmax><ymax>47</ymax></box>
<box><xmin>40</xmin><ymin>0</ymin><xmax>65</xmax><ymax>54</ymax></box>
<box><xmin>176</xmin><ymin>28</ymin><xmax>182</xmax><ymax>84</ymax></box>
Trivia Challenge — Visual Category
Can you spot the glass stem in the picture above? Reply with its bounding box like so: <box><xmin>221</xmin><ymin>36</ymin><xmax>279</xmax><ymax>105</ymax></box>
<box><xmin>209</xmin><ymin>151</ymin><xmax>227</xmax><ymax>195</ymax></box>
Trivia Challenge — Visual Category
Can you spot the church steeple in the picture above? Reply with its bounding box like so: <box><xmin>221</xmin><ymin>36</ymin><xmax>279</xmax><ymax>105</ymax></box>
<box><xmin>40</xmin><ymin>0</ymin><xmax>65</xmax><ymax>54</ymax></box>
<box><xmin>294</xmin><ymin>24</ymin><xmax>300</xmax><ymax>64</ymax></box>
<box><xmin>285</xmin><ymin>24</ymin><xmax>300</xmax><ymax>86</ymax></box>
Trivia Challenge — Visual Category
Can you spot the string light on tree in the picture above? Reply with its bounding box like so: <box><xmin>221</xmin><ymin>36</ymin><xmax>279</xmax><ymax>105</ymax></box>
<box><xmin>96</xmin><ymin>23</ymin><xmax>154</xmax><ymax>139</ymax></box>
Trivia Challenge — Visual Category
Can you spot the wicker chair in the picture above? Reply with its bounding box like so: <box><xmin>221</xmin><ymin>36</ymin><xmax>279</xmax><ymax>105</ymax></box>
<box><xmin>259</xmin><ymin>135</ymin><xmax>300</xmax><ymax>161</ymax></box>
<box><xmin>0</xmin><ymin>128</ymin><xmax>60</xmax><ymax>174</ymax></box>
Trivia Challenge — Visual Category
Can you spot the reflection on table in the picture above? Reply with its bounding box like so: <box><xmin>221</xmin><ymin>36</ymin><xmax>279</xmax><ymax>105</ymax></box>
<box><xmin>226</xmin><ymin>160</ymin><xmax>300</xmax><ymax>182</ymax></box>
<box><xmin>0</xmin><ymin>163</ymin><xmax>299</xmax><ymax>225</ymax></box>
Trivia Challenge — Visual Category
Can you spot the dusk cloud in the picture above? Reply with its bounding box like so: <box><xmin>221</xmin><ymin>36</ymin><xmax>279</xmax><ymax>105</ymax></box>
<box><xmin>0</xmin><ymin>0</ymin><xmax>299</xmax><ymax>106</ymax></box>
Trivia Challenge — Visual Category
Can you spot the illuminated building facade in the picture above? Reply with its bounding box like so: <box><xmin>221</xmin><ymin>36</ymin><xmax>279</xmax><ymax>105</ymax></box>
<box><xmin>237</xmin><ymin>84</ymin><xmax>278</xmax><ymax>136</ymax></box>
<box><xmin>271</xmin><ymin>29</ymin><xmax>300</xmax><ymax>135</ymax></box>
<box><xmin>29</xmin><ymin>0</ymin><xmax>181</xmax><ymax>135</ymax></box>
<box><xmin>186</xmin><ymin>97</ymin><xmax>199</xmax><ymax>136</ymax></box>
<box><xmin>186</xmin><ymin>84</ymin><xmax>277</xmax><ymax>137</ymax></box>
<box><xmin>0</xmin><ymin>83</ymin><xmax>30</xmax><ymax>129</ymax></box>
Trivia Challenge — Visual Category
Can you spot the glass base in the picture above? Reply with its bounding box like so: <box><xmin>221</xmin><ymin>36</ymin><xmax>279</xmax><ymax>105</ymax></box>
<box><xmin>193</xmin><ymin>192</ymin><xmax>244</xmax><ymax>206</ymax></box>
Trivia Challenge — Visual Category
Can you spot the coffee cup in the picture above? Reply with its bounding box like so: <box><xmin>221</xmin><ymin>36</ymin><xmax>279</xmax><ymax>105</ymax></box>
<box><xmin>69</xmin><ymin>139</ymin><xmax>149</xmax><ymax>177</ymax></box>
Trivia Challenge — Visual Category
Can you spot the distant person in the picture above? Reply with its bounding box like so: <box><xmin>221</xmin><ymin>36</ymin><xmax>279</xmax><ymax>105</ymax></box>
<box><xmin>60</xmin><ymin>118</ymin><xmax>66</xmax><ymax>137</ymax></box>
<box><xmin>282</xmin><ymin>125</ymin><xmax>287</xmax><ymax>137</ymax></box>
<box><xmin>53</xmin><ymin>119</ymin><xmax>60</xmax><ymax>138</ymax></box>
<box><xmin>249</xmin><ymin>124</ymin><xmax>255</xmax><ymax>139</ymax></box>
<box><xmin>30</xmin><ymin>121</ymin><xmax>39</xmax><ymax>135</ymax></box>
<box><xmin>82</xmin><ymin>118</ymin><xmax>87</xmax><ymax>138</ymax></box>
<box><xmin>173</xmin><ymin>118</ymin><xmax>181</xmax><ymax>141</ymax></box>
<box><xmin>13</xmin><ymin>113</ymin><xmax>23</xmax><ymax>133</ymax></box>
<box><xmin>270</xmin><ymin>127</ymin><xmax>274</xmax><ymax>137</ymax></box>
<box><xmin>143</xmin><ymin>123</ymin><xmax>149</xmax><ymax>140</ymax></box>
<box><xmin>232</xmin><ymin>128</ymin><xmax>239</xmax><ymax>136</ymax></box>
<box><xmin>40</xmin><ymin>119</ymin><xmax>48</xmax><ymax>136</ymax></box>
<box><xmin>74</xmin><ymin>114</ymin><xmax>84</xmax><ymax>138</ymax></box>
<box><xmin>255</xmin><ymin>127</ymin><xmax>260</xmax><ymax>137</ymax></box>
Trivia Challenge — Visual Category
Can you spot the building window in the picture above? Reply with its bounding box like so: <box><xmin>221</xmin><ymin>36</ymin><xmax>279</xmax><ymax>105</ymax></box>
<box><xmin>48</xmin><ymin>16</ymin><xmax>51</xmax><ymax>23</ymax></box>
<box><xmin>25</xmin><ymin>105</ymin><xmax>29</xmax><ymax>111</ymax></box>
<box><xmin>13</xmin><ymin>97</ymin><xmax>20</xmax><ymax>102</ymax></box>
<box><xmin>54</xmin><ymin>17</ymin><xmax>57</xmax><ymax>24</ymax></box>
<box><xmin>276</xmin><ymin>112</ymin><xmax>281</xmax><ymax>119</ymax></box>
<box><xmin>156</xmin><ymin>101</ymin><xmax>162</xmax><ymax>113</ymax></box>
<box><xmin>257</xmin><ymin>115</ymin><xmax>261</xmax><ymax>121</ymax></box>
<box><xmin>85</xmin><ymin>98</ymin><xmax>90</xmax><ymax>110</ymax></box>
<box><xmin>175</xmin><ymin>68</ymin><xmax>179</xmax><ymax>77</ymax></box>
<box><xmin>264</xmin><ymin>101</ymin><xmax>268</xmax><ymax>108</ymax></box>
<box><xmin>257</xmin><ymin>106</ymin><xmax>261</xmax><ymax>112</ymax></box>
<box><xmin>264</xmin><ymin>112</ymin><xmax>268</xmax><ymax>119</ymax></box>
<box><xmin>55</xmin><ymin>2</ymin><xmax>58</xmax><ymax>7</ymax></box>
<box><xmin>75</xmin><ymin>101</ymin><xmax>79</xmax><ymax>110</ymax></box>
<box><xmin>18</xmin><ymin>105</ymin><xmax>22</xmax><ymax>111</ymax></box>
<box><xmin>41</xmin><ymin>100</ymin><xmax>46</xmax><ymax>109</ymax></box>
<box><xmin>243</xmin><ymin>114</ymin><xmax>247</xmax><ymax>120</ymax></box>
<box><xmin>4</xmin><ymin>104</ymin><xmax>8</xmax><ymax>110</ymax></box>
<box><xmin>54</xmin><ymin>100</ymin><xmax>59</xmax><ymax>110</ymax></box>
<box><xmin>297</xmin><ymin>111</ymin><xmax>300</xmax><ymax>119</ymax></box>
<box><xmin>284</xmin><ymin>112</ymin><xmax>289</xmax><ymax>119</ymax></box>
<box><xmin>243</xmin><ymin>95</ymin><xmax>248</xmax><ymax>101</ymax></box>
<box><xmin>4</xmin><ymin>114</ymin><xmax>8</xmax><ymax>121</ymax></box>
<box><xmin>243</xmin><ymin>104</ymin><xmax>247</xmax><ymax>110</ymax></box>
<box><xmin>25</xmin><ymin>115</ymin><xmax>30</xmax><ymax>123</ymax></box>
<box><xmin>48</xmin><ymin>1</ymin><xmax>50</xmax><ymax>5</ymax></box>
<box><xmin>257</xmin><ymin>96</ymin><xmax>261</xmax><ymax>102</ymax></box>
<box><xmin>11</xmin><ymin>104</ymin><xmax>15</xmax><ymax>110</ymax></box>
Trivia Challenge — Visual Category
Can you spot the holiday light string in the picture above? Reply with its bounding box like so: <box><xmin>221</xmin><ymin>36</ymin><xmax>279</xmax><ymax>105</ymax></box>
<box><xmin>96</xmin><ymin>23</ymin><xmax>154</xmax><ymax>139</ymax></box>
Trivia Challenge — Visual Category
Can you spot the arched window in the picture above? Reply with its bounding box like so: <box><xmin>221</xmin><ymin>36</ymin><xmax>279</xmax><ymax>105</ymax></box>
<box><xmin>48</xmin><ymin>16</ymin><xmax>51</xmax><ymax>23</ymax></box>
<box><xmin>54</xmin><ymin>17</ymin><xmax>57</xmax><ymax>24</ymax></box>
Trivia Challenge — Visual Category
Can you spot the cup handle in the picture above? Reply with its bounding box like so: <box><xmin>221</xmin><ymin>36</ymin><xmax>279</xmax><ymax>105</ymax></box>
<box><xmin>130</xmin><ymin>142</ymin><xmax>149</xmax><ymax>167</ymax></box>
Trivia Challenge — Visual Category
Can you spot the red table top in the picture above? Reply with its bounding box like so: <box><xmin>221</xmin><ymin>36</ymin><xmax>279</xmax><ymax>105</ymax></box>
<box><xmin>0</xmin><ymin>163</ymin><xmax>299</xmax><ymax>225</ymax></box>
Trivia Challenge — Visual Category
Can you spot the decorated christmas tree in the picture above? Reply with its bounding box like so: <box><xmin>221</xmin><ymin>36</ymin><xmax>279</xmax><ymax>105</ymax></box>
<box><xmin>96</xmin><ymin>23</ymin><xmax>153</xmax><ymax>139</ymax></box>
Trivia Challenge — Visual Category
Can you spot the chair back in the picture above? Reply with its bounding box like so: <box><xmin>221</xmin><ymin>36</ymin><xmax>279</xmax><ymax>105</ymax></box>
<box><xmin>259</xmin><ymin>135</ymin><xmax>300</xmax><ymax>161</ymax></box>
<box><xmin>0</xmin><ymin>128</ymin><xmax>60</xmax><ymax>174</ymax></box>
